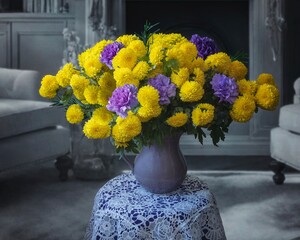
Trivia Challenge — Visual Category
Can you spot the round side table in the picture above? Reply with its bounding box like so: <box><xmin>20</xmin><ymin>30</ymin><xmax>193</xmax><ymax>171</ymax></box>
<box><xmin>85</xmin><ymin>173</ymin><xmax>226</xmax><ymax>240</ymax></box>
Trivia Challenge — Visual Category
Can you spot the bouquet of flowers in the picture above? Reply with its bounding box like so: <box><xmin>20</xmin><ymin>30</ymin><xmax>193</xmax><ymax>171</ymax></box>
<box><xmin>39</xmin><ymin>23</ymin><xmax>279</xmax><ymax>154</ymax></box>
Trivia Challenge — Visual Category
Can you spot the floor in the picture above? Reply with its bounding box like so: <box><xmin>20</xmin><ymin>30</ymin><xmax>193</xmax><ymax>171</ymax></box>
<box><xmin>1</xmin><ymin>156</ymin><xmax>299</xmax><ymax>240</ymax></box>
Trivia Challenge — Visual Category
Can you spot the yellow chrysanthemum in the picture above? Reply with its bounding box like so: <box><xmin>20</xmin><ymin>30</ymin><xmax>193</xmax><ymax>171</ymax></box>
<box><xmin>97</xmin><ymin>90</ymin><xmax>110</xmax><ymax>106</ymax></box>
<box><xmin>40</xmin><ymin>75</ymin><xmax>59</xmax><ymax>91</ymax></box>
<box><xmin>166</xmin><ymin>47</ymin><xmax>185</xmax><ymax>67</ymax></box>
<box><xmin>70</xmin><ymin>74</ymin><xmax>90</xmax><ymax>91</ymax></box>
<box><xmin>168</xmin><ymin>33</ymin><xmax>185</xmax><ymax>43</ymax></box>
<box><xmin>66</xmin><ymin>104</ymin><xmax>84</xmax><ymax>124</ymax></box>
<box><xmin>148</xmin><ymin>33</ymin><xmax>162</xmax><ymax>43</ymax></box>
<box><xmin>127</xmin><ymin>40</ymin><xmax>147</xmax><ymax>58</ymax></box>
<box><xmin>70</xmin><ymin>74</ymin><xmax>90</xmax><ymax>100</ymax></box>
<box><xmin>148</xmin><ymin>40</ymin><xmax>162</xmax><ymax>50</ymax></box>
<box><xmin>116</xmin><ymin>34</ymin><xmax>139</xmax><ymax>47</ymax></box>
<box><xmin>192</xmin><ymin>57</ymin><xmax>208</xmax><ymax>72</ymax></box>
<box><xmin>39</xmin><ymin>75</ymin><xmax>59</xmax><ymax>98</ymax></box>
<box><xmin>78</xmin><ymin>49</ymin><xmax>92</xmax><ymax>69</ymax></box>
<box><xmin>256</xmin><ymin>73</ymin><xmax>275</xmax><ymax>86</ymax></box>
<box><xmin>255</xmin><ymin>84</ymin><xmax>279</xmax><ymax>110</ymax></box>
<box><xmin>112</xmin><ymin>112</ymin><xmax>142</xmax><ymax>143</ymax></box>
<box><xmin>205</xmin><ymin>52</ymin><xmax>231</xmax><ymax>74</ymax></box>
<box><xmin>72</xmin><ymin>90</ymin><xmax>84</xmax><ymax>101</ymax></box>
<box><xmin>166</xmin><ymin>112</ymin><xmax>188</xmax><ymax>127</ymax></box>
<box><xmin>112</xmin><ymin>48</ymin><xmax>137</xmax><ymax>70</ymax></box>
<box><xmin>179</xmin><ymin>81</ymin><xmax>204</xmax><ymax>102</ymax></box>
<box><xmin>56</xmin><ymin>63</ymin><xmax>76</xmax><ymax>87</ymax></box>
<box><xmin>228</xmin><ymin>60</ymin><xmax>248</xmax><ymax>81</ymax></box>
<box><xmin>192</xmin><ymin>103</ymin><xmax>215</xmax><ymax>126</ymax></box>
<box><xmin>113</xmin><ymin>67</ymin><xmax>139</xmax><ymax>87</ymax></box>
<box><xmin>179</xmin><ymin>42</ymin><xmax>198</xmax><ymax>61</ymax></box>
<box><xmin>98</xmin><ymin>72</ymin><xmax>116</xmax><ymax>93</ymax></box>
<box><xmin>137</xmin><ymin>85</ymin><xmax>160</xmax><ymax>106</ymax></box>
<box><xmin>84</xmin><ymin>85</ymin><xmax>99</xmax><ymax>104</ymax></box>
<box><xmin>83</xmin><ymin>57</ymin><xmax>103</xmax><ymax>77</ymax></box>
<box><xmin>151</xmin><ymin>33</ymin><xmax>187</xmax><ymax>49</ymax></box>
<box><xmin>133</xmin><ymin>61</ymin><xmax>151</xmax><ymax>80</ymax></box>
<box><xmin>237</xmin><ymin>79</ymin><xmax>257</xmax><ymax>96</ymax></box>
<box><xmin>193</xmin><ymin>68</ymin><xmax>205</xmax><ymax>87</ymax></box>
<box><xmin>230</xmin><ymin>95</ymin><xmax>256</xmax><ymax>122</ymax></box>
<box><xmin>137</xmin><ymin>105</ymin><xmax>162</xmax><ymax>122</ymax></box>
<box><xmin>148</xmin><ymin>34</ymin><xmax>167</xmax><ymax>50</ymax></box>
<box><xmin>170</xmin><ymin>68</ymin><xmax>190</xmax><ymax>88</ymax></box>
<box><xmin>149</xmin><ymin>45</ymin><xmax>164</xmax><ymax>66</ymax></box>
<box><xmin>39</xmin><ymin>86</ymin><xmax>56</xmax><ymax>99</ymax></box>
<box><xmin>83</xmin><ymin>119</ymin><xmax>111</xmax><ymax>139</ymax></box>
<box><xmin>92</xmin><ymin>107</ymin><xmax>113</xmax><ymax>124</ymax></box>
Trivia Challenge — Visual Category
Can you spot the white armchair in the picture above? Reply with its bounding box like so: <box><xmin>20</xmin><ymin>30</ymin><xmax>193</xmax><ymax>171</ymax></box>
<box><xmin>270</xmin><ymin>77</ymin><xmax>300</xmax><ymax>184</ymax></box>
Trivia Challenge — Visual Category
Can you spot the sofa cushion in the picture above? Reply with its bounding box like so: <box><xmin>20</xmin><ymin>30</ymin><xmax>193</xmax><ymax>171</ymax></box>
<box><xmin>0</xmin><ymin>99</ymin><xmax>67</xmax><ymax>139</ymax></box>
<box><xmin>279</xmin><ymin>103</ymin><xmax>300</xmax><ymax>134</ymax></box>
<box><xmin>0</xmin><ymin>68</ymin><xmax>43</xmax><ymax>101</ymax></box>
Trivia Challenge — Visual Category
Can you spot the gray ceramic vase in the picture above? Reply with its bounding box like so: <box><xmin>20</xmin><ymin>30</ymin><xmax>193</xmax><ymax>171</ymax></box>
<box><xmin>124</xmin><ymin>133</ymin><xmax>187</xmax><ymax>194</ymax></box>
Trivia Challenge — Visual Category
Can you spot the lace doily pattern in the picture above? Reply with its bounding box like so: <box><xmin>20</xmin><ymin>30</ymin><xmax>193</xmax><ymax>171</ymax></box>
<box><xmin>85</xmin><ymin>173</ymin><xmax>226</xmax><ymax>240</ymax></box>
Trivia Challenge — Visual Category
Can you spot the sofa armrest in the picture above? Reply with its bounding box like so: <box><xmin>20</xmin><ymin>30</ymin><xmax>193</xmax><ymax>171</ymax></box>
<box><xmin>0</xmin><ymin>67</ymin><xmax>45</xmax><ymax>101</ymax></box>
<box><xmin>294</xmin><ymin>77</ymin><xmax>300</xmax><ymax>104</ymax></box>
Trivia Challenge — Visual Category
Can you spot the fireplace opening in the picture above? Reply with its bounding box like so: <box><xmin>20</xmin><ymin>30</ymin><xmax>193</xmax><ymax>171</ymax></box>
<box><xmin>125</xmin><ymin>0</ymin><xmax>249</xmax><ymax>62</ymax></box>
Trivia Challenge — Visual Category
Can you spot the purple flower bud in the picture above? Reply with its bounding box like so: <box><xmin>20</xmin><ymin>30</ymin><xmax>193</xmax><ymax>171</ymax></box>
<box><xmin>100</xmin><ymin>42</ymin><xmax>124</xmax><ymax>69</ymax></box>
<box><xmin>106</xmin><ymin>84</ymin><xmax>138</xmax><ymax>118</ymax></box>
<box><xmin>210</xmin><ymin>74</ymin><xmax>238</xmax><ymax>104</ymax></box>
<box><xmin>148</xmin><ymin>74</ymin><xmax>176</xmax><ymax>105</ymax></box>
<box><xmin>190</xmin><ymin>34</ymin><xmax>219</xmax><ymax>59</ymax></box>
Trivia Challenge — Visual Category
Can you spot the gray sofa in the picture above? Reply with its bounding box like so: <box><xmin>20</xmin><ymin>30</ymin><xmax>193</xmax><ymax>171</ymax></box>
<box><xmin>0</xmin><ymin>67</ymin><xmax>72</xmax><ymax>180</ymax></box>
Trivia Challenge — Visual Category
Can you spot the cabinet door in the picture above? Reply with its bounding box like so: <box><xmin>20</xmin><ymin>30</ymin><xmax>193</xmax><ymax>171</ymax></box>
<box><xmin>11</xmin><ymin>20</ymin><xmax>69</xmax><ymax>76</ymax></box>
<box><xmin>0</xmin><ymin>22</ymin><xmax>11</xmax><ymax>68</ymax></box>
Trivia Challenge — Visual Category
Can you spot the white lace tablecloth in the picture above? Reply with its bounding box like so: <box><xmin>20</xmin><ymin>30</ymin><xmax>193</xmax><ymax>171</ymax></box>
<box><xmin>85</xmin><ymin>173</ymin><xmax>226</xmax><ymax>240</ymax></box>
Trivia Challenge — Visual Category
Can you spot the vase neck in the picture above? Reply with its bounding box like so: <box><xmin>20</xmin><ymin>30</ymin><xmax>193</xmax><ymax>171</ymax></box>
<box><xmin>166</xmin><ymin>132</ymin><xmax>182</xmax><ymax>141</ymax></box>
<box><xmin>153</xmin><ymin>132</ymin><xmax>182</xmax><ymax>148</ymax></box>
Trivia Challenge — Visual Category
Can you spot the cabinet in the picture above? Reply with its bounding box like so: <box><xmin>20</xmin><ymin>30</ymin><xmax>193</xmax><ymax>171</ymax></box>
<box><xmin>0</xmin><ymin>13</ymin><xmax>75</xmax><ymax>76</ymax></box>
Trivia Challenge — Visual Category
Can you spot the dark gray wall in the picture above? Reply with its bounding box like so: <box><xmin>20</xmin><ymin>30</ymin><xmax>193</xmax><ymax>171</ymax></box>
<box><xmin>283</xmin><ymin>0</ymin><xmax>300</xmax><ymax>104</ymax></box>
<box><xmin>125</xmin><ymin>0</ymin><xmax>249</xmax><ymax>59</ymax></box>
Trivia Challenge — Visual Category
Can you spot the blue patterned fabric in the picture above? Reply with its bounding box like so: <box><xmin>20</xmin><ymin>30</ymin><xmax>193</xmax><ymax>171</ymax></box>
<box><xmin>85</xmin><ymin>173</ymin><xmax>226</xmax><ymax>240</ymax></box>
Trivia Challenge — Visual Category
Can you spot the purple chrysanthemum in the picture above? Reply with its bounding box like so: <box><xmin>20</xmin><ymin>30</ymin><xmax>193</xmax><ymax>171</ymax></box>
<box><xmin>100</xmin><ymin>42</ymin><xmax>124</xmax><ymax>69</ymax></box>
<box><xmin>106</xmin><ymin>84</ymin><xmax>138</xmax><ymax>118</ymax></box>
<box><xmin>210</xmin><ymin>74</ymin><xmax>238</xmax><ymax>104</ymax></box>
<box><xmin>148</xmin><ymin>74</ymin><xmax>176</xmax><ymax>105</ymax></box>
<box><xmin>190</xmin><ymin>34</ymin><xmax>219</xmax><ymax>59</ymax></box>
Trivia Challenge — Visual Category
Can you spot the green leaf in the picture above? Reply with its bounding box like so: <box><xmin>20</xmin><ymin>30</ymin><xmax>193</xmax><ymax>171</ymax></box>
<box><xmin>198</xmin><ymin>133</ymin><xmax>203</xmax><ymax>145</ymax></box>
<box><xmin>131</xmin><ymin>148</ymin><xmax>139</xmax><ymax>154</ymax></box>
<box><xmin>231</xmin><ymin>51</ymin><xmax>249</xmax><ymax>63</ymax></box>
<box><xmin>196</xmin><ymin>127</ymin><xmax>206</xmax><ymax>145</ymax></box>
<box><xmin>136</xmin><ymin>21</ymin><xmax>160</xmax><ymax>45</ymax></box>
<box><xmin>163</xmin><ymin>59</ymin><xmax>179</xmax><ymax>76</ymax></box>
